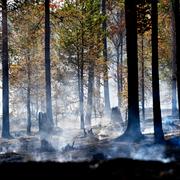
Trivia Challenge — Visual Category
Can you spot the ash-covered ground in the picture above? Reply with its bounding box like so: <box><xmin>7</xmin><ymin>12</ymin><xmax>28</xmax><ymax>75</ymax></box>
<box><xmin>0</xmin><ymin>113</ymin><xmax>180</xmax><ymax>163</ymax></box>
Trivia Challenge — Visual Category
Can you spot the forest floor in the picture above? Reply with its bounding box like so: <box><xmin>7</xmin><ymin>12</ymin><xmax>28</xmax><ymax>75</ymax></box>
<box><xmin>1</xmin><ymin>117</ymin><xmax>180</xmax><ymax>178</ymax></box>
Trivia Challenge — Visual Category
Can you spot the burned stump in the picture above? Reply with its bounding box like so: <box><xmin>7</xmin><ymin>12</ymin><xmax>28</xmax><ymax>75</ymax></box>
<box><xmin>39</xmin><ymin>112</ymin><xmax>54</xmax><ymax>152</ymax></box>
<box><xmin>111</xmin><ymin>107</ymin><xmax>123</xmax><ymax>127</ymax></box>
<box><xmin>38</xmin><ymin>112</ymin><xmax>53</xmax><ymax>133</ymax></box>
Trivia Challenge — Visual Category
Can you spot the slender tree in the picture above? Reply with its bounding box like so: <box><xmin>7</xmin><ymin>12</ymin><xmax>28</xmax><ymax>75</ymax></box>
<box><xmin>27</xmin><ymin>53</ymin><xmax>31</xmax><ymax>135</ymax></box>
<box><xmin>141</xmin><ymin>35</ymin><xmax>145</xmax><ymax>121</ymax></box>
<box><xmin>45</xmin><ymin>0</ymin><xmax>53</xmax><ymax>129</ymax></box>
<box><xmin>85</xmin><ymin>0</ymin><xmax>102</xmax><ymax>131</ymax></box>
<box><xmin>170</xmin><ymin>0</ymin><xmax>178</xmax><ymax>117</ymax></box>
<box><xmin>172</xmin><ymin>0</ymin><xmax>180</xmax><ymax>118</ymax></box>
<box><xmin>137</xmin><ymin>0</ymin><xmax>151</xmax><ymax>122</ymax></box>
<box><xmin>102</xmin><ymin>0</ymin><xmax>111</xmax><ymax>115</ymax></box>
<box><xmin>2</xmin><ymin>0</ymin><xmax>11</xmax><ymax>138</ymax></box>
<box><xmin>79</xmin><ymin>2</ymin><xmax>85</xmax><ymax>130</ymax></box>
<box><xmin>151</xmin><ymin>0</ymin><xmax>164</xmax><ymax>142</ymax></box>
<box><xmin>78</xmin><ymin>48</ymin><xmax>85</xmax><ymax>130</ymax></box>
<box><xmin>109</xmin><ymin>9</ymin><xmax>125</xmax><ymax>108</ymax></box>
<box><xmin>122</xmin><ymin>0</ymin><xmax>142</xmax><ymax>138</ymax></box>
<box><xmin>85</xmin><ymin>62</ymin><xmax>95</xmax><ymax>130</ymax></box>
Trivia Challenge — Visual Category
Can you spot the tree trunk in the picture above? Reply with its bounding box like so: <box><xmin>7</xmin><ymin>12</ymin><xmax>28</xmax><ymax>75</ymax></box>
<box><xmin>77</xmin><ymin>52</ymin><xmax>85</xmax><ymax>129</ymax></box>
<box><xmin>85</xmin><ymin>62</ymin><xmax>95</xmax><ymax>130</ymax></box>
<box><xmin>123</xmin><ymin>0</ymin><xmax>142</xmax><ymax>137</ymax></box>
<box><xmin>2</xmin><ymin>0</ymin><xmax>11</xmax><ymax>138</ymax></box>
<box><xmin>35</xmin><ymin>81</ymin><xmax>39</xmax><ymax>121</ymax></box>
<box><xmin>141</xmin><ymin>34</ymin><xmax>145</xmax><ymax>121</ymax></box>
<box><xmin>170</xmin><ymin>0</ymin><xmax>178</xmax><ymax>117</ymax></box>
<box><xmin>102</xmin><ymin>0</ymin><xmax>111</xmax><ymax>115</ymax></box>
<box><xmin>120</xmin><ymin>33</ymin><xmax>123</xmax><ymax>93</ymax></box>
<box><xmin>95</xmin><ymin>74</ymin><xmax>101</xmax><ymax>117</ymax></box>
<box><xmin>151</xmin><ymin>0</ymin><xmax>164</xmax><ymax>142</ymax></box>
<box><xmin>80</xmin><ymin>59</ymin><xmax>85</xmax><ymax>130</ymax></box>
<box><xmin>117</xmin><ymin>33</ymin><xmax>124</xmax><ymax>108</ymax></box>
<box><xmin>117</xmin><ymin>46</ymin><xmax>121</xmax><ymax>108</ymax></box>
<box><xmin>45</xmin><ymin>0</ymin><xmax>53</xmax><ymax>129</ymax></box>
<box><xmin>172</xmin><ymin>0</ymin><xmax>180</xmax><ymax>119</ymax></box>
<box><xmin>27</xmin><ymin>55</ymin><xmax>31</xmax><ymax>135</ymax></box>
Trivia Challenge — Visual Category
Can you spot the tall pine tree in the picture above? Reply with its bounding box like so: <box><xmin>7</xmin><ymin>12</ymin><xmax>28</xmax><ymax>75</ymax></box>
<box><xmin>2</xmin><ymin>0</ymin><xmax>11</xmax><ymax>138</ymax></box>
<box><xmin>151</xmin><ymin>0</ymin><xmax>164</xmax><ymax>143</ymax></box>
<box><xmin>45</xmin><ymin>0</ymin><xmax>53</xmax><ymax>129</ymax></box>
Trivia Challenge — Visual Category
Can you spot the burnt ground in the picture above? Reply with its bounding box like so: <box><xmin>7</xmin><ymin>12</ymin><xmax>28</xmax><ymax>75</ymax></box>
<box><xmin>1</xmin><ymin>117</ymin><xmax>180</xmax><ymax>179</ymax></box>
<box><xmin>1</xmin><ymin>135</ymin><xmax>180</xmax><ymax>179</ymax></box>
<box><xmin>0</xmin><ymin>153</ymin><xmax>180</xmax><ymax>179</ymax></box>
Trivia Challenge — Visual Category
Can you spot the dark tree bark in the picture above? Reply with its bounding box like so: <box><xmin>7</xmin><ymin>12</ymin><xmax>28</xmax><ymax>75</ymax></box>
<box><xmin>80</xmin><ymin>21</ymin><xmax>85</xmax><ymax>129</ymax></box>
<box><xmin>45</xmin><ymin>0</ymin><xmax>53</xmax><ymax>129</ymax></box>
<box><xmin>102</xmin><ymin>0</ymin><xmax>111</xmax><ymax>115</ymax></box>
<box><xmin>80</xmin><ymin>59</ymin><xmax>84</xmax><ymax>129</ymax></box>
<box><xmin>120</xmin><ymin>33</ymin><xmax>123</xmax><ymax>93</ymax></box>
<box><xmin>85</xmin><ymin>62</ymin><xmax>95</xmax><ymax>130</ymax></box>
<box><xmin>85</xmin><ymin>0</ymin><xmax>99</xmax><ymax>129</ymax></box>
<box><xmin>117</xmin><ymin>46</ymin><xmax>121</xmax><ymax>108</ymax></box>
<box><xmin>141</xmin><ymin>34</ymin><xmax>145</xmax><ymax>121</ymax></box>
<box><xmin>77</xmin><ymin>1</ymin><xmax>85</xmax><ymax>130</ymax></box>
<box><xmin>151</xmin><ymin>0</ymin><xmax>164</xmax><ymax>142</ymax></box>
<box><xmin>94</xmin><ymin>74</ymin><xmax>101</xmax><ymax>117</ymax></box>
<box><xmin>117</xmin><ymin>33</ymin><xmax>124</xmax><ymax>108</ymax></box>
<box><xmin>122</xmin><ymin>0</ymin><xmax>142</xmax><ymax>138</ymax></box>
<box><xmin>27</xmin><ymin>55</ymin><xmax>31</xmax><ymax>135</ymax></box>
<box><xmin>2</xmin><ymin>0</ymin><xmax>11</xmax><ymax>138</ymax></box>
<box><xmin>172</xmin><ymin>0</ymin><xmax>180</xmax><ymax>118</ymax></box>
<box><xmin>170</xmin><ymin>0</ymin><xmax>178</xmax><ymax>117</ymax></box>
<box><xmin>77</xmin><ymin>51</ymin><xmax>85</xmax><ymax>129</ymax></box>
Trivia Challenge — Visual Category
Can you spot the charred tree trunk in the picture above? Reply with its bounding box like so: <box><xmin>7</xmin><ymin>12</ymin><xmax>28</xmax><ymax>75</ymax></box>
<box><xmin>120</xmin><ymin>33</ymin><xmax>123</xmax><ymax>93</ymax></box>
<box><xmin>80</xmin><ymin>59</ymin><xmax>84</xmax><ymax>130</ymax></box>
<box><xmin>141</xmin><ymin>34</ymin><xmax>145</xmax><ymax>121</ymax></box>
<box><xmin>77</xmin><ymin>51</ymin><xmax>85</xmax><ymax>130</ymax></box>
<box><xmin>117</xmin><ymin>46</ymin><xmax>121</xmax><ymax>108</ymax></box>
<box><xmin>117</xmin><ymin>33</ymin><xmax>124</xmax><ymax>108</ymax></box>
<box><xmin>45</xmin><ymin>0</ymin><xmax>53</xmax><ymax>130</ymax></box>
<box><xmin>78</xmin><ymin>2</ymin><xmax>85</xmax><ymax>130</ymax></box>
<box><xmin>2</xmin><ymin>0</ymin><xmax>11</xmax><ymax>138</ymax></box>
<box><xmin>102</xmin><ymin>0</ymin><xmax>111</xmax><ymax>115</ymax></box>
<box><xmin>172</xmin><ymin>0</ymin><xmax>180</xmax><ymax>119</ymax></box>
<box><xmin>122</xmin><ymin>0</ymin><xmax>142</xmax><ymax>138</ymax></box>
<box><xmin>85</xmin><ymin>62</ymin><xmax>95</xmax><ymax>130</ymax></box>
<box><xmin>171</xmin><ymin>0</ymin><xmax>178</xmax><ymax>117</ymax></box>
<box><xmin>95</xmin><ymin>74</ymin><xmax>101</xmax><ymax>117</ymax></box>
<box><xmin>151</xmin><ymin>0</ymin><xmax>164</xmax><ymax>142</ymax></box>
<box><xmin>35</xmin><ymin>85</ymin><xmax>39</xmax><ymax>121</ymax></box>
<box><xmin>27</xmin><ymin>55</ymin><xmax>31</xmax><ymax>135</ymax></box>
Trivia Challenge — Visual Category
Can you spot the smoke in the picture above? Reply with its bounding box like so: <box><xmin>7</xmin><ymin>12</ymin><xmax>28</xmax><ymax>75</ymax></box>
<box><xmin>0</xmin><ymin>112</ymin><xmax>177</xmax><ymax>163</ymax></box>
<box><xmin>130</xmin><ymin>144</ymin><xmax>173</xmax><ymax>163</ymax></box>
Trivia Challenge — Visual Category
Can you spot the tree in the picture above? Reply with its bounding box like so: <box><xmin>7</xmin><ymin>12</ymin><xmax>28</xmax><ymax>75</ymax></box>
<box><xmin>151</xmin><ymin>0</ymin><xmax>164</xmax><ymax>142</ymax></box>
<box><xmin>85</xmin><ymin>0</ymin><xmax>101</xmax><ymax>130</ymax></box>
<box><xmin>137</xmin><ymin>0</ymin><xmax>151</xmax><ymax>121</ymax></box>
<box><xmin>57</xmin><ymin>0</ymin><xmax>86</xmax><ymax>130</ymax></box>
<box><xmin>53</xmin><ymin>0</ymin><xmax>104</xmax><ymax>131</ymax></box>
<box><xmin>102</xmin><ymin>0</ymin><xmax>111</xmax><ymax>115</ymax></box>
<box><xmin>121</xmin><ymin>0</ymin><xmax>142</xmax><ymax>138</ymax></box>
<box><xmin>45</xmin><ymin>0</ymin><xmax>53</xmax><ymax>129</ymax></box>
<box><xmin>26</xmin><ymin>50</ymin><xmax>31</xmax><ymax>135</ymax></box>
<box><xmin>109</xmin><ymin>6</ymin><xmax>125</xmax><ymax>108</ymax></box>
<box><xmin>172</xmin><ymin>0</ymin><xmax>180</xmax><ymax>118</ymax></box>
<box><xmin>170</xmin><ymin>0</ymin><xmax>178</xmax><ymax>117</ymax></box>
<box><xmin>9</xmin><ymin>1</ymin><xmax>45</xmax><ymax>134</ymax></box>
<box><xmin>1</xmin><ymin>0</ymin><xmax>11</xmax><ymax>138</ymax></box>
<box><xmin>79</xmin><ymin>1</ymin><xmax>85</xmax><ymax>130</ymax></box>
